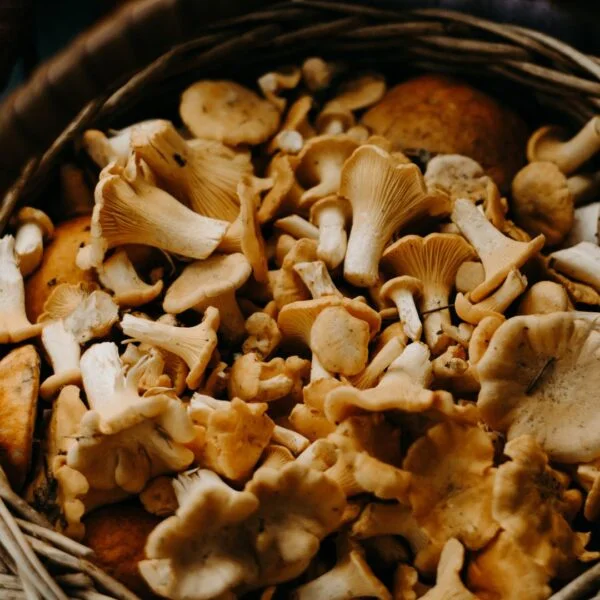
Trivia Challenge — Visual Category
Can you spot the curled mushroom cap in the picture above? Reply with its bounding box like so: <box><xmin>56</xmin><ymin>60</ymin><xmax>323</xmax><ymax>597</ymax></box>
<box><xmin>403</xmin><ymin>421</ymin><xmax>499</xmax><ymax>550</ymax></box>
<box><xmin>511</xmin><ymin>161</ymin><xmax>574</xmax><ymax>246</ymax></box>
<box><xmin>382</xmin><ymin>234</ymin><xmax>476</xmax><ymax>353</ymax></box>
<box><xmin>478</xmin><ymin>313</ymin><xmax>600</xmax><ymax>463</ymax></box>
<box><xmin>492</xmin><ymin>435</ymin><xmax>594</xmax><ymax>575</ymax></box>
<box><xmin>180</xmin><ymin>80</ymin><xmax>280</xmax><ymax>145</ymax></box>
<box><xmin>527</xmin><ymin>116</ymin><xmax>600</xmax><ymax>175</ymax></box>
<box><xmin>451</xmin><ymin>198</ymin><xmax>544</xmax><ymax>302</ymax></box>
<box><xmin>341</xmin><ymin>145</ymin><xmax>450</xmax><ymax>287</ymax></box>
<box><xmin>131</xmin><ymin>120</ymin><xmax>252</xmax><ymax>222</ymax></box>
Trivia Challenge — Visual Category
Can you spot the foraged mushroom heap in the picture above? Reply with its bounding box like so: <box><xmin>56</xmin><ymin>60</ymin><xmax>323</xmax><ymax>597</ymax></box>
<box><xmin>4</xmin><ymin>61</ymin><xmax>600</xmax><ymax>600</ymax></box>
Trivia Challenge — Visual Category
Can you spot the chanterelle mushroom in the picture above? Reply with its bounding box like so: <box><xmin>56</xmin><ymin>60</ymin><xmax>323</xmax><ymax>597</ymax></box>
<box><xmin>163</xmin><ymin>253</ymin><xmax>252</xmax><ymax>342</ymax></box>
<box><xmin>451</xmin><ymin>198</ymin><xmax>544</xmax><ymax>302</ymax></box>
<box><xmin>309</xmin><ymin>195</ymin><xmax>351</xmax><ymax>270</ymax></box>
<box><xmin>478</xmin><ymin>313</ymin><xmax>600</xmax><ymax>463</ymax></box>
<box><xmin>68</xmin><ymin>342</ymin><xmax>195</xmax><ymax>493</ymax></box>
<box><xmin>180</xmin><ymin>80</ymin><xmax>280</xmax><ymax>145</ymax></box>
<box><xmin>77</xmin><ymin>157</ymin><xmax>229</xmax><ymax>269</ymax></box>
<box><xmin>382</xmin><ymin>234</ymin><xmax>476</xmax><ymax>353</ymax></box>
<box><xmin>10</xmin><ymin>206</ymin><xmax>54</xmax><ymax>276</ymax></box>
<box><xmin>549</xmin><ymin>241</ymin><xmax>600</xmax><ymax>292</ymax></box>
<box><xmin>131</xmin><ymin>120</ymin><xmax>252</xmax><ymax>222</ymax></box>
<box><xmin>340</xmin><ymin>145</ymin><xmax>450</xmax><ymax>287</ymax></box>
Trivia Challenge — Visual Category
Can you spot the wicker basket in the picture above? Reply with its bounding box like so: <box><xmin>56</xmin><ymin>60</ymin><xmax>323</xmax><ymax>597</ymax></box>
<box><xmin>1</xmin><ymin>0</ymin><xmax>600</xmax><ymax>598</ymax></box>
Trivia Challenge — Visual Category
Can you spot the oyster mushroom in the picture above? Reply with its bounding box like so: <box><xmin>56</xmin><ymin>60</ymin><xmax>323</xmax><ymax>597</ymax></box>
<box><xmin>180</xmin><ymin>80</ymin><xmax>280</xmax><ymax>145</ymax></box>
<box><xmin>527</xmin><ymin>116</ymin><xmax>600</xmax><ymax>175</ymax></box>
<box><xmin>478</xmin><ymin>312</ymin><xmax>600</xmax><ymax>462</ymax></box>
<box><xmin>10</xmin><ymin>206</ymin><xmax>54</xmax><ymax>276</ymax></box>
<box><xmin>309</xmin><ymin>195</ymin><xmax>351</xmax><ymax>270</ymax></box>
<box><xmin>382</xmin><ymin>233</ymin><xmax>476</xmax><ymax>353</ymax></box>
<box><xmin>451</xmin><ymin>198</ymin><xmax>544</xmax><ymax>302</ymax></box>
<box><xmin>163</xmin><ymin>253</ymin><xmax>252</xmax><ymax>343</ymax></box>
<box><xmin>131</xmin><ymin>120</ymin><xmax>252</xmax><ymax>222</ymax></box>
<box><xmin>341</xmin><ymin>145</ymin><xmax>450</xmax><ymax>287</ymax></box>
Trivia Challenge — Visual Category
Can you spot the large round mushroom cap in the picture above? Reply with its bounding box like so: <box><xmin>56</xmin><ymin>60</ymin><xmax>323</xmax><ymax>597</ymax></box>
<box><xmin>362</xmin><ymin>74</ymin><xmax>528</xmax><ymax>191</ymax></box>
<box><xmin>163</xmin><ymin>253</ymin><xmax>252</xmax><ymax>314</ymax></box>
<box><xmin>180</xmin><ymin>80</ymin><xmax>280</xmax><ymax>146</ymax></box>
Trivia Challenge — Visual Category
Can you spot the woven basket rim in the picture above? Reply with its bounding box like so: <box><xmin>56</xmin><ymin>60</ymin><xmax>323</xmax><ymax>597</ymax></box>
<box><xmin>0</xmin><ymin>2</ymin><xmax>599</xmax><ymax>599</ymax></box>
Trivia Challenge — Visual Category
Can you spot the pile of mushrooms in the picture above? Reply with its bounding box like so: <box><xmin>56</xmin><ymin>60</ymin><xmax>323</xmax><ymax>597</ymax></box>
<box><xmin>2</xmin><ymin>57</ymin><xmax>600</xmax><ymax>600</ymax></box>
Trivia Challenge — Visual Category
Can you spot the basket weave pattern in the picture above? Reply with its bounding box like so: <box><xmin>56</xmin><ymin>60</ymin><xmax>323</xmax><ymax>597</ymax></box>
<box><xmin>0</xmin><ymin>1</ymin><xmax>600</xmax><ymax>599</ymax></box>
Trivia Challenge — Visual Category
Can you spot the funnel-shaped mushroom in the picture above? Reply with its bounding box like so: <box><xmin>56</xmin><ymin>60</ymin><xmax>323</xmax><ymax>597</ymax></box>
<box><xmin>77</xmin><ymin>158</ymin><xmax>229</xmax><ymax>269</ymax></box>
<box><xmin>309</xmin><ymin>195</ymin><xmax>351</xmax><ymax>270</ymax></box>
<box><xmin>382</xmin><ymin>234</ymin><xmax>476</xmax><ymax>353</ymax></box>
<box><xmin>341</xmin><ymin>145</ymin><xmax>450</xmax><ymax>287</ymax></box>
<box><xmin>163</xmin><ymin>253</ymin><xmax>251</xmax><ymax>343</ymax></box>
<box><xmin>132</xmin><ymin>120</ymin><xmax>252</xmax><ymax>222</ymax></box>
<box><xmin>380</xmin><ymin>276</ymin><xmax>424</xmax><ymax>341</ymax></box>
<box><xmin>451</xmin><ymin>198</ymin><xmax>544</xmax><ymax>302</ymax></box>
<box><xmin>478</xmin><ymin>313</ymin><xmax>600</xmax><ymax>463</ymax></box>
<box><xmin>527</xmin><ymin>117</ymin><xmax>600</xmax><ymax>175</ymax></box>
<box><xmin>121</xmin><ymin>308</ymin><xmax>220</xmax><ymax>389</ymax></box>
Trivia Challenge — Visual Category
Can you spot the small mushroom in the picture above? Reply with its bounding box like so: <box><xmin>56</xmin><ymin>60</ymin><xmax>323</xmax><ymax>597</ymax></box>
<box><xmin>549</xmin><ymin>241</ymin><xmax>600</xmax><ymax>291</ymax></box>
<box><xmin>140</xmin><ymin>476</ymin><xmax>179</xmax><ymax>517</ymax></box>
<box><xmin>478</xmin><ymin>313</ymin><xmax>600</xmax><ymax>462</ymax></box>
<box><xmin>180</xmin><ymin>80</ymin><xmax>280</xmax><ymax>145</ymax></box>
<box><xmin>97</xmin><ymin>248</ymin><xmax>163</xmax><ymax>307</ymax></box>
<box><xmin>288</xmin><ymin>404</ymin><xmax>335</xmax><ymax>441</ymax></box>
<box><xmin>121</xmin><ymin>308</ymin><xmax>220</xmax><ymax>389</ymax></box>
<box><xmin>0</xmin><ymin>345</ymin><xmax>40</xmax><ymax>490</ymax></box>
<box><xmin>258</xmin><ymin>67</ymin><xmax>301</xmax><ymax>112</ymax></box>
<box><xmin>341</xmin><ymin>145</ymin><xmax>450</xmax><ymax>287</ymax></box>
<box><xmin>77</xmin><ymin>157</ymin><xmax>229</xmax><ymax>269</ymax></box>
<box><xmin>349</xmin><ymin>335</ymin><xmax>406</xmax><ymax>390</ymax></box>
<box><xmin>565</xmin><ymin>202</ymin><xmax>600</xmax><ymax>247</ymax></box>
<box><xmin>517</xmin><ymin>281</ymin><xmax>573</xmax><ymax>315</ymax></box>
<box><xmin>451</xmin><ymin>198</ymin><xmax>544</xmax><ymax>302</ymax></box>
<box><xmin>132</xmin><ymin>120</ymin><xmax>252</xmax><ymax>222</ymax></box>
<box><xmin>163</xmin><ymin>253</ymin><xmax>252</xmax><ymax>343</ymax></box>
<box><xmin>301</xmin><ymin>57</ymin><xmax>340</xmax><ymax>91</ymax></box>
<box><xmin>272</xmin><ymin>238</ymin><xmax>318</xmax><ymax>309</ymax></box>
<box><xmin>293</xmin><ymin>260</ymin><xmax>341</xmax><ymax>299</ymax></box>
<box><xmin>455</xmin><ymin>261</ymin><xmax>485</xmax><ymax>294</ymax></box>
<box><xmin>315</xmin><ymin>100</ymin><xmax>355</xmax><ymax>135</ymax></box>
<box><xmin>309</xmin><ymin>195</ymin><xmax>351</xmax><ymax>270</ymax></box>
<box><xmin>243</xmin><ymin>311</ymin><xmax>282</xmax><ymax>359</ymax></box>
<box><xmin>10</xmin><ymin>207</ymin><xmax>54</xmax><ymax>276</ymax></box>
<box><xmin>295</xmin><ymin>135</ymin><xmax>359</xmax><ymax>207</ymax></box>
<box><xmin>382</xmin><ymin>234</ymin><xmax>476</xmax><ymax>353</ymax></box>
<box><xmin>259</xmin><ymin>154</ymin><xmax>303</xmax><ymax>223</ymax></box>
<box><xmin>267</xmin><ymin>95</ymin><xmax>316</xmax><ymax>155</ymax></box>
<box><xmin>379</xmin><ymin>276</ymin><xmax>424</xmax><ymax>341</ymax></box>
<box><xmin>527</xmin><ymin>116</ymin><xmax>600</xmax><ymax>175</ymax></box>
<box><xmin>274</xmin><ymin>214</ymin><xmax>319</xmax><ymax>240</ymax></box>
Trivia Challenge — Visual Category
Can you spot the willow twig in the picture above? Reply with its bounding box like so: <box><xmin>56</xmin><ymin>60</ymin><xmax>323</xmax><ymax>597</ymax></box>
<box><xmin>421</xmin><ymin>304</ymin><xmax>454</xmax><ymax>315</ymax></box>
<box><xmin>16</xmin><ymin>520</ymin><xmax>94</xmax><ymax>559</ymax></box>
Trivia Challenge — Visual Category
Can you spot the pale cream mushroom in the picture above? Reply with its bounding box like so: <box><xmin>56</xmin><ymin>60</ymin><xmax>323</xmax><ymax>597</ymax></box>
<box><xmin>301</xmin><ymin>57</ymin><xmax>340</xmax><ymax>91</ymax></box>
<box><xmin>242</xmin><ymin>311</ymin><xmax>282</xmax><ymax>359</ymax></box>
<box><xmin>262</xmin><ymin>153</ymin><xmax>303</xmax><ymax>224</ymax></box>
<box><xmin>267</xmin><ymin>95</ymin><xmax>316</xmax><ymax>155</ymax></box>
<box><xmin>315</xmin><ymin>101</ymin><xmax>355</xmax><ymax>136</ymax></box>
<box><xmin>272</xmin><ymin>238</ymin><xmax>318</xmax><ymax>309</ymax></box>
<box><xmin>451</xmin><ymin>198</ymin><xmax>544</xmax><ymax>302</ymax></box>
<box><xmin>289</xmin><ymin>544</ymin><xmax>391</xmax><ymax>600</ymax></box>
<box><xmin>454</xmin><ymin>268</ymin><xmax>527</xmax><ymax>325</ymax></box>
<box><xmin>180</xmin><ymin>80</ymin><xmax>280</xmax><ymax>145</ymax></box>
<box><xmin>309</xmin><ymin>195</ymin><xmax>351</xmax><ymax>270</ymax></box>
<box><xmin>549</xmin><ymin>241</ymin><xmax>600</xmax><ymax>291</ymax></box>
<box><xmin>379</xmin><ymin>276</ymin><xmax>424</xmax><ymax>341</ymax></box>
<box><xmin>274</xmin><ymin>215</ymin><xmax>319</xmax><ymax>240</ymax></box>
<box><xmin>258</xmin><ymin>67</ymin><xmax>301</xmax><ymax>112</ymax></box>
<box><xmin>131</xmin><ymin>120</ymin><xmax>252</xmax><ymax>222</ymax></box>
<box><xmin>37</xmin><ymin>281</ymin><xmax>98</xmax><ymax>323</ymax></box>
<box><xmin>540</xmin><ymin>254</ymin><xmax>600</xmax><ymax>306</ymax></box>
<box><xmin>349</xmin><ymin>335</ymin><xmax>406</xmax><ymax>390</ymax></box>
<box><xmin>259</xmin><ymin>444</ymin><xmax>295</xmax><ymax>470</ymax></box>
<box><xmin>455</xmin><ymin>261</ymin><xmax>485</xmax><ymax>294</ymax></box>
<box><xmin>62</xmin><ymin>290</ymin><xmax>119</xmax><ymax>344</ymax></box>
<box><xmin>163</xmin><ymin>253</ymin><xmax>251</xmax><ymax>342</ymax></box>
<box><xmin>76</xmin><ymin>157</ymin><xmax>229</xmax><ymax>269</ymax></box>
<box><xmin>341</xmin><ymin>145</ymin><xmax>450</xmax><ymax>287</ymax></box>
<box><xmin>292</xmin><ymin>260</ymin><xmax>341</xmax><ymax>298</ymax></box>
<box><xmin>272</xmin><ymin>129</ymin><xmax>304</xmax><ymax>154</ymax></box>
<box><xmin>39</xmin><ymin>320</ymin><xmax>82</xmax><ymax>400</ymax></box>
<box><xmin>10</xmin><ymin>207</ymin><xmax>54</xmax><ymax>276</ymax></box>
<box><xmin>271</xmin><ymin>424</ymin><xmax>311</xmax><ymax>455</ymax></box>
<box><xmin>566</xmin><ymin>202</ymin><xmax>600</xmax><ymax>247</ymax></box>
<box><xmin>0</xmin><ymin>235</ymin><xmax>42</xmax><ymax>343</ymax></box>
<box><xmin>96</xmin><ymin>248</ymin><xmax>163</xmax><ymax>307</ymax></box>
<box><xmin>478</xmin><ymin>313</ymin><xmax>600</xmax><ymax>462</ymax></box>
<box><xmin>382</xmin><ymin>234</ymin><xmax>476</xmax><ymax>354</ymax></box>
<box><xmin>517</xmin><ymin>281</ymin><xmax>573</xmax><ymax>315</ymax></box>
<box><xmin>121</xmin><ymin>308</ymin><xmax>220</xmax><ymax>389</ymax></box>
<box><xmin>295</xmin><ymin>135</ymin><xmax>359</xmax><ymax>207</ymax></box>
<box><xmin>527</xmin><ymin>116</ymin><xmax>600</xmax><ymax>175</ymax></box>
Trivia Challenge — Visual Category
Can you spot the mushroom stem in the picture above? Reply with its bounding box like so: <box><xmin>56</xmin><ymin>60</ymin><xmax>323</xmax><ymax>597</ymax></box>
<box><xmin>530</xmin><ymin>117</ymin><xmax>600</xmax><ymax>175</ymax></box>
<box><xmin>40</xmin><ymin>322</ymin><xmax>82</xmax><ymax>401</ymax></box>
<box><xmin>14</xmin><ymin>222</ymin><xmax>43</xmax><ymax>277</ymax></box>
<box><xmin>293</xmin><ymin>261</ymin><xmax>341</xmax><ymax>299</ymax></box>
<box><xmin>194</xmin><ymin>290</ymin><xmax>246</xmax><ymax>343</ymax></box>
<box><xmin>388</xmin><ymin>287</ymin><xmax>422</xmax><ymax>342</ymax></box>
<box><xmin>271</xmin><ymin>426</ymin><xmax>310</xmax><ymax>455</ymax></box>
<box><xmin>274</xmin><ymin>215</ymin><xmax>319</xmax><ymax>240</ymax></box>
<box><xmin>313</xmin><ymin>204</ymin><xmax>348</xmax><ymax>270</ymax></box>
<box><xmin>568</xmin><ymin>171</ymin><xmax>600</xmax><ymax>207</ymax></box>
<box><xmin>0</xmin><ymin>236</ymin><xmax>41</xmax><ymax>343</ymax></box>
<box><xmin>344</xmin><ymin>220</ymin><xmax>385</xmax><ymax>287</ymax></box>
<box><xmin>350</xmin><ymin>336</ymin><xmax>406</xmax><ymax>390</ymax></box>
<box><xmin>419</xmin><ymin>287</ymin><xmax>452</xmax><ymax>355</ymax></box>
<box><xmin>310</xmin><ymin>353</ymin><xmax>334</xmax><ymax>382</ymax></box>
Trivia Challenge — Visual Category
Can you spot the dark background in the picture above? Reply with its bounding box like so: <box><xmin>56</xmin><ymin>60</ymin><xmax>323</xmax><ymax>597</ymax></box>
<box><xmin>1</xmin><ymin>0</ymin><xmax>598</xmax><ymax>97</ymax></box>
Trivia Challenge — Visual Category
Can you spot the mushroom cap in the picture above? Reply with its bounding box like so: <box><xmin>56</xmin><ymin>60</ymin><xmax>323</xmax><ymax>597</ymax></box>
<box><xmin>37</xmin><ymin>281</ymin><xmax>98</xmax><ymax>323</ymax></box>
<box><xmin>361</xmin><ymin>74</ymin><xmax>528</xmax><ymax>191</ymax></box>
<box><xmin>180</xmin><ymin>80</ymin><xmax>280</xmax><ymax>145</ymax></box>
<box><xmin>315</xmin><ymin>101</ymin><xmax>355</xmax><ymax>133</ymax></box>
<box><xmin>511</xmin><ymin>162</ymin><xmax>574</xmax><ymax>246</ymax></box>
<box><xmin>164</xmin><ymin>253</ymin><xmax>252</xmax><ymax>314</ymax></box>
<box><xmin>0</xmin><ymin>345</ymin><xmax>40</xmax><ymax>490</ymax></box>
<box><xmin>12</xmin><ymin>206</ymin><xmax>54</xmax><ymax>238</ymax></box>
<box><xmin>517</xmin><ymin>281</ymin><xmax>572</xmax><ymax>315</ymax></box>
<box><xmin>380</xmin><ymin>275</ymin><xmax>424</xmax><ymax>301</ymax></box>
<box><xmin>334</xmin><ymin>73</ymin><xmax>387</xmax><ymax>111</ymax></box>
<box><xmin>478</xmin><ymin>313</ymin><xmax>600</xmax><ymax>462</ymax></box>
<box><xmin>25</xmin><ymin>215</ymin><xmax>97</xmax><ymax>322</ymax></box>
<box><xmin>309</xmin><ymin>194</ymin><xmax>352</xmax><ymax>224</ymax></box>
